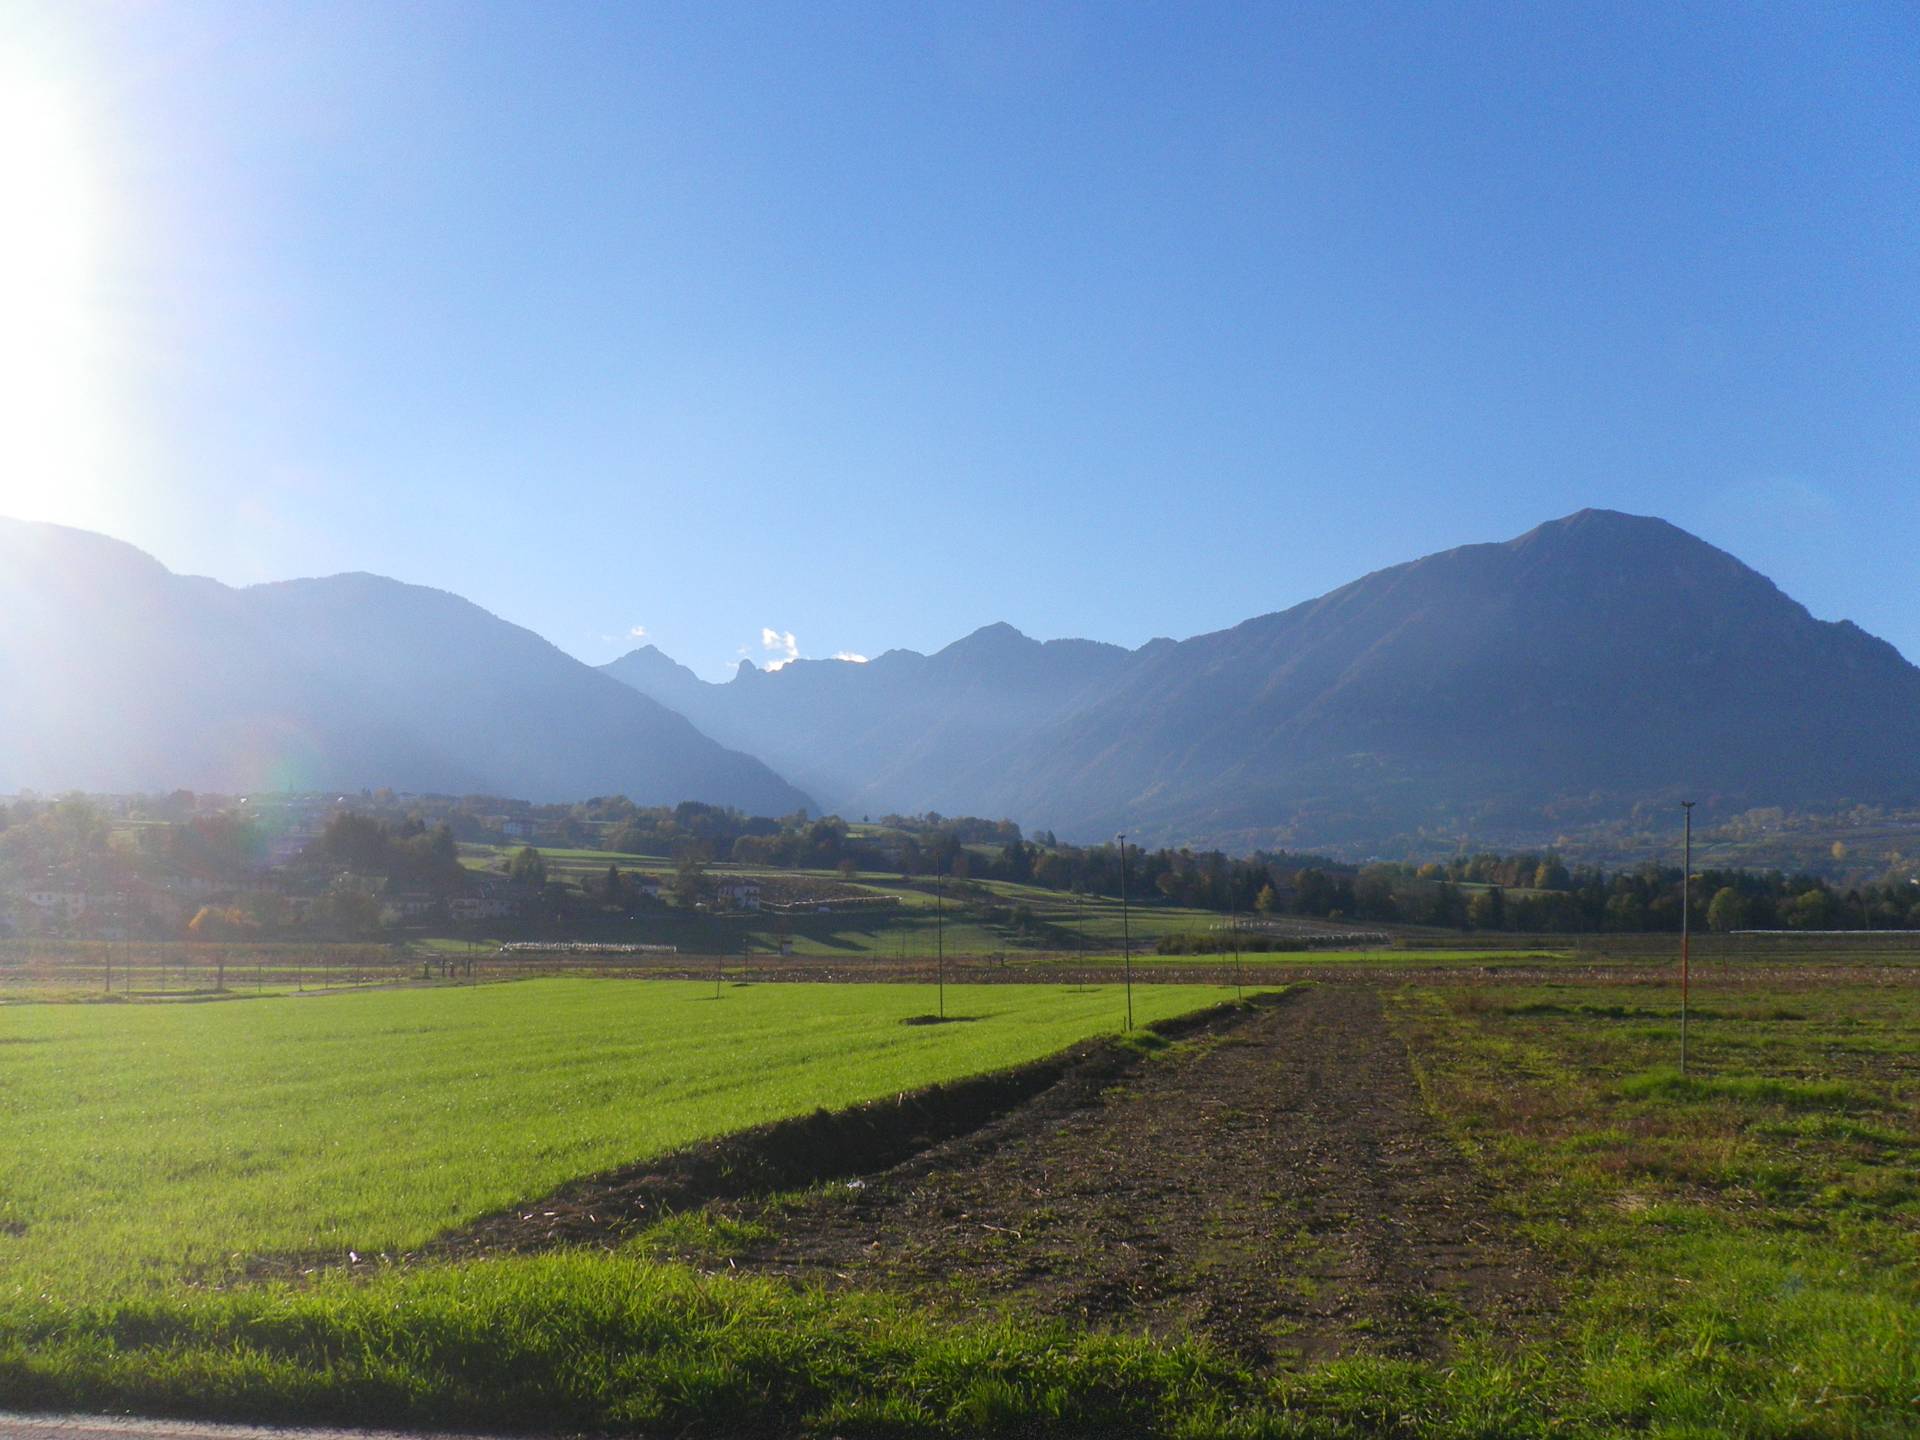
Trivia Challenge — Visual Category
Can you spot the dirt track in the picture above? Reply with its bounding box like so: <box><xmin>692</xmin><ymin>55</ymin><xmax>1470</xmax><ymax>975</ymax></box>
<box><xmin>430</xmin><ymin>984</ymin><xmax>1552</xmax><ymax>1368</ymax></box>
<box><xmin>679</xmin><ymin>985</ymin><xmax>1553</xmax><ymax>1367</ymax></box>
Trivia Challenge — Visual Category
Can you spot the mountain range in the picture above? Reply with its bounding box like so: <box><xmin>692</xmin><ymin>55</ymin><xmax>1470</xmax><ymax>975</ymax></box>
<box><xmin>5</xmin><ymin>510</ymin><xmax>1916</xmax><ymax>852</ymax></box>
<box><xmin>604</xmin><ymin>510</ymin><xmax>1920</xmax><ymax>849</ymax></box>
<box><xmin>0</xmin><ymin>519</ymin><xmax>811</xmax><ymax>815</ymax></box>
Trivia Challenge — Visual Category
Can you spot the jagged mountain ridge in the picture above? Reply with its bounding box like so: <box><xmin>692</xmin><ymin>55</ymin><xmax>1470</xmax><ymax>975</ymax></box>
<box><xmin>607</xmin><ymin>510</ymin><xmax>1920</xmax><ymax>848</ymax></box>
<box><xmin>603</xmin><ymin>621</ymin><xmax>1136</xmax><ymax>815</ymax></box>
<box><xmin>0</xmin><ymin>518</ymin><xmax>813</xmax><ymax>813</ymax></box>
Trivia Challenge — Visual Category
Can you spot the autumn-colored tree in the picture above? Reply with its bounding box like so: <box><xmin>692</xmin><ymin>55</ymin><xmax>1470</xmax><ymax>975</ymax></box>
<box><xmin>187</xmin><ymin>905</ymin><xmax>255</xmax><ymax>941</ymax></box>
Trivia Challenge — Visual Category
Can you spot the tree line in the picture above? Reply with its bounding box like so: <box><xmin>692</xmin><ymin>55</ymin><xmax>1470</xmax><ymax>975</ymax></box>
<box><xmin>1014</xmin><ymin>846</ymin><xmax>1920</xmax><ymax>933</ymax></box>
<box><xmin>590</xmin><ymin>805</ymin><xmax>1920</xmax><ymax>933</ymax></box>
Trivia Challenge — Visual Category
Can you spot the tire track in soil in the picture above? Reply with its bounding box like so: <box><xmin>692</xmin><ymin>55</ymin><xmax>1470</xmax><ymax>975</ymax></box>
<box><xmin>712</xmin><ymin>984</ymin><xmax>1551</xmax><ymax>1368</ymax></box>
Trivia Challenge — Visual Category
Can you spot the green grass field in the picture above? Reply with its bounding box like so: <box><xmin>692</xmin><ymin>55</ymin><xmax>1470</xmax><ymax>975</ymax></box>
<box><xmin>6</xmin><ymin>967</ymin><xmax>1917</xmax><ymax>1436</ymax></box>
<box><xmin>1394</xmin><ymin>976</ymin><xmax>1920</xmax><ymax>1437</ymax></box>
<box><xmin>0</xmin><ymin>978</ymin><xmax>1247</xmax><ymax>1301</ymax></box>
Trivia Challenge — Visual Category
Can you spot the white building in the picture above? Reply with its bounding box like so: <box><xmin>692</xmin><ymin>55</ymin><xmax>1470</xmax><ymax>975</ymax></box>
<box><xmin>716</xmin><ymin>881</ymin><xmax>763</xmax><ymax>911</ymax></box>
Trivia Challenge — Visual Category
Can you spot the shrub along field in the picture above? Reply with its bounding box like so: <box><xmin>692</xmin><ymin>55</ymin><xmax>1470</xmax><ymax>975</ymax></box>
<box><xmin>2</xmin><ymin>967</ymin><xmax>1917</xmax><ymax>1437</ymax></box>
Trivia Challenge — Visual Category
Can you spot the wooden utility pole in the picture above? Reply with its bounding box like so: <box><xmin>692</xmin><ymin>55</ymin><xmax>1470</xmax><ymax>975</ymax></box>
<box><xmin>1118</xmin><ymin>833</ymin><xmax>1133</xmax><ymax>1032</ymax></box>
<box><xmin>1681</xmin><ymin>800</ymin><xmax>1694</xmax><ymax>1076</ymax></box>
<box><xmin>1075</xmin><ymin>886</ymin><xmax>1086</xmax><ymax>993</ymax></box>
<box><xmin>1230</xmin><ymin>880</ymin><xmax>1242</xmax><ymax>1003</ymax></box>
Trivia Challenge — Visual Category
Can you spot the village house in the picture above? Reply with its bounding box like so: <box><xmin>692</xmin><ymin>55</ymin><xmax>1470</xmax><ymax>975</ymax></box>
<box><xmin>716</xmin><ymin>880</ymin><xmax>763</xmax><ymax>911</ymax></box>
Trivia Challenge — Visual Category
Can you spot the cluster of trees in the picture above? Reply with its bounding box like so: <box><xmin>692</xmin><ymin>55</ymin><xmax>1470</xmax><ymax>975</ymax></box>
<box><xmin>143</xmin><ymin>812</ymin><xmax>266</xmax><ymax>873</ymax></box>
<box><xmin>877</xmin><ymin>813</ymin><xmax>1029</xmax><ymax>844</ymax></box>
<box><xmin>599</xmin><ymin>800</ymin><xmax>784</xmax><ymax>859</ymax></box>
<box><xmin>1036</xmin><ymin>847</ymin><xmax>1915</xmax><ymax>934</ymax></box>
<box><xmin>304</xmin><ymin>813</ymin><xmax>466</xmax><ymax>891</ymax></box>
<box><xmin>729</xmin><ymin>817</ymin><xmax>857</xmax><ymax>869</ymax></box>
<box><xmin>937</xmin><ymin>836</ymin><xmax>1328</xmax><ymax>911</ymax></box>
<box><xmin>0</xmin><ymin>796</ymin><xmax>118</xmax><ymax>878</ymax></box>
<box><xmin>858</xmin><ymin>825</ymin><xmax>1920</xmax><ymax>934</ymax></box>
<box><xmin>0</xmin><ymin>798</ymin><xmax>427</xmax><ymax>940</ymax></box>
<box><xmin>714</xmin><ymin>816</ymin><xmax>1098</xmax><ymax>888</ymax></box>
<box><xmin>1288</xmin><ymin>856</ymin><xmax>1920</xmax><ymax>932</ymax></box>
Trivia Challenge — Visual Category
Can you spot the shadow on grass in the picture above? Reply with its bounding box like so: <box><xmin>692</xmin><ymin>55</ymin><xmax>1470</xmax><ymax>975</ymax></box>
<box><xmin>901</xmin><ymin>1014</ymin><xmax>983</xmax><ymax>1027</ymax></box>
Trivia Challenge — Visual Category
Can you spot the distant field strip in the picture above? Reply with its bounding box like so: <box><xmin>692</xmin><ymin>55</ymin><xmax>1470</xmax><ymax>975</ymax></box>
<box><xmin>0</xmin><ymin>979</ymin><xmax>1253</xmax><ymax>1299</ymax></box>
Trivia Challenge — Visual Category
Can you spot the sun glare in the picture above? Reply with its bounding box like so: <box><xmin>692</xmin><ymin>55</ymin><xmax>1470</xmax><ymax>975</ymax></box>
<box><xmin>0</xmin><ymin>40</ymin><xmax>116</xmax><ymax>524</ymax></box>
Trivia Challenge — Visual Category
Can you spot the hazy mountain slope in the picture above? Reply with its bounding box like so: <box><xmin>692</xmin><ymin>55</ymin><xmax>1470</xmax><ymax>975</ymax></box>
<box><xmin>603</xmin><ymin>623</ymin><xmax>1137</xmax><ymax>815</ymax></box>
<box><xmin>976</xmin><ymin>510</ymin><xmax>1920</xmax><ymax>846</ymax></box>
<box><xmin>609</xmin><ymin>510</ymin><xmax>1920</xmax><ymax>849</ymax></box>
<box><xmin>0</xmin><ymin>519</ymin><xmax>812</xmax><ymax>812</ymax></box>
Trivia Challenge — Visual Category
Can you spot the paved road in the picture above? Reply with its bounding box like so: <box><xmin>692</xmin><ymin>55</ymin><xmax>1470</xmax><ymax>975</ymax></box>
<box><xmin>0</xmin><ymin>1417</ymin><xmax>500</xmax><ymax>1440</ymax></box>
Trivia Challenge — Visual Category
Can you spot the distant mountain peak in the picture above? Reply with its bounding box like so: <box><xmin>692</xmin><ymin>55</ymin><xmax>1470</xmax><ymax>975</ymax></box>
<box><xmin>611</xmin><ymin>642</ymin><xmax>677</xmax><ymax>665</ymax></box>
<box><xmin>1512</xmin><ymin>507</ymin><xmax>1715</xmax><ymax>555</ymax></box>
<box><xmin>944</xmin><ymin>621</ymin><xmax>1032</xmax><ymax>651</ymax></box>
<box><xmin>1552</xmin><ymin>505</ymin><xmax>1660</xmax><ymax>529</ymax></box>
<box><xmin>605</xmin><ymin>643</ymin><xmax>705</xmax><ymax>686</ymax></box>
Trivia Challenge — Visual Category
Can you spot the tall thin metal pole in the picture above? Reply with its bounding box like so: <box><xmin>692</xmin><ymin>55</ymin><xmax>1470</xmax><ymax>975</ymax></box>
<box><xmin>1118</xmin><ymin>834</ymin><xmax>1133</xmax><ymax>1032</ymax></box>
<box><xmin>1075</xmin><ymin>886</ymin><xmax>1086</xmax><ymax>993</ymax></box>
<box><xmin>1681</xmin><ymin>800</ymin><xmax>1694</xmax><ymax>1076</ymax></box>
<box><xmin>936</xmin><ymin>877</ymin><xmax>945</xmax><ymax>1019</ymax></box>
<box><xmin>1230</xmin><ymin>872</ymin><xmax>1242</xmax><ymax>1003</ymax></box>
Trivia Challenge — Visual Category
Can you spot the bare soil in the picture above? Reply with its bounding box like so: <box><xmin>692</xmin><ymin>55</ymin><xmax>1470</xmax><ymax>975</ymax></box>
<box><xmin>691</xmin><ymin>985</ymin><xmax>1553</xmax><ymax>1367</ymax></box>
<box><xmin>422</xmin><ymin>984</ymin><xmax>1551</xmax><ymax>1367</ymax></box>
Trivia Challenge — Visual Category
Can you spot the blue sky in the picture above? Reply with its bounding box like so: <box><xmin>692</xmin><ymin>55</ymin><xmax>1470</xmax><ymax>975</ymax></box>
<box><xmin>3</xmin><ymin>1</ymin><xmax>1915</xmax><ymax>678</ymax></box>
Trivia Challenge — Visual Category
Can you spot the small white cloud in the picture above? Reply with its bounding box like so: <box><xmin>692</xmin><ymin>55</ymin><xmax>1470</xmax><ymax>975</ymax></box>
<box><xmin>628</xmin><ymin>624</ymin><xmax>649</xmax><ymax>641</ymax></box>
<box><xmin>832</xmin><ymin>651</ymin><xmax>869</xmax><ymax>664</ymax></box>
<box><xmin>760</xmin><ymin>627</ymin><xmax>799</xmax><ymax>668</ymax></box>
